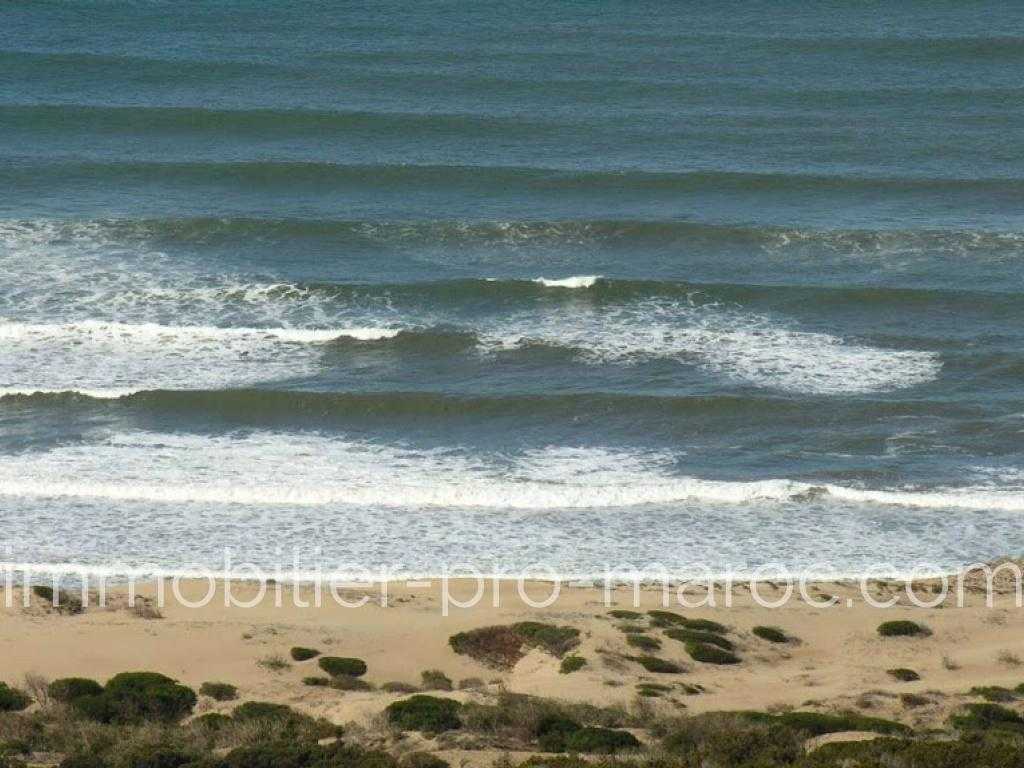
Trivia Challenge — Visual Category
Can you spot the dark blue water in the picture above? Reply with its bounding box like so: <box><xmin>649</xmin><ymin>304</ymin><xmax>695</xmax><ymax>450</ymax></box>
<box><xmin>1</xmin><ymin>1</ymin><xmax>1022</xmax><ymax>578</ymax></box>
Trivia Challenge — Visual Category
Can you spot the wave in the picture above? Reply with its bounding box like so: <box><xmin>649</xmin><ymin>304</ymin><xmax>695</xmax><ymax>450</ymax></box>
<box><xmin>0</xmin><ymin>320</ymin><xmax>400</xmax><ymax>344</ymax></box>
<box><xmin>0</xmin><ymin>432</ymin><xmax>1018</xmax><ymax>512</ymax></box>
<box><xmin>532</xmin><ymin>275</ymin><xmax>601</xmax><ymax>288</ymax></box>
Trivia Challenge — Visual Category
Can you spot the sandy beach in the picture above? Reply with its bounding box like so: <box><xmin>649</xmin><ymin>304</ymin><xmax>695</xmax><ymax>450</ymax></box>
<box><xmin>4</xmin><ymin>572</ymin><xmax>1024</xmax><ymax>754</ymax></box>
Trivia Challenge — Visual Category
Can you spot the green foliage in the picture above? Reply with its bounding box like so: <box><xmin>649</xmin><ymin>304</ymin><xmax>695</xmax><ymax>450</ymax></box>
<box><xmin>216</xmin><ymin>741</ymin><xmax>396</xmax><ymax>768</ymax></box>
<box><xmin>877</xmin><ymin>620</ymin><xmax>931</xmax><ymax>637</ymax></box>
<box><xmin>632</xmin><ymin>655</ymin><xmax>683</xmax><ymax>673</ymax></box>
<box><xmin>970</xmin><ymin>686</ymin><xmax>1018</xmax><ymax>702</ymax></box>
<box><xmin>385</xmin><ymin>695</ymin><xmax>462</xmax><ymax>734</ymax></box>
<box><xmin>682</xmin><ymin>618</ymin><xmax>728</xmax><ymax>634</ymax></box>
<box><xmin>96</xmin><ymin>672</ymin><xmax>197</xmax><ymax>724</ymax></box>
<box><xmin>303</xmin><ymin>676</ymin><xmax>331</xmax><ymax>687</ymax></box>
<box><xmin>663</xmin><ymin>712</ymin><xmax>803</xmax><ymax>767</ymax></box>
<box><xmin>626</xmin><ymin>634</ymin><xmax>661</xmax><ymax>651</ymax></box>
<box><xmin>685</xmin><ymin>642</ymin><xmax>740</xmax><ymax>665</ymax></box>
<box><xmin>381</xmin><ymin>681</ymin><xmax>420</xmax><ymax>693</ymax></box>
<box><xmin>564</xmin><ymin>727</ymin><xmax>640</xmax><ymax>754</ymax></box>
<box><xmin>318</xmin><ymin>657</ymin><xmax>368</xmax><ymax>678</ymax></box>
<box><xmin>607</xmin><ymin>609</ymin><xmax>643</xmax><ymax>620</ymax></box>
<box><xmin>665</xmin><ymin>628</ymin><xmax>734</xmax><ymax>651</ymax></box>
<box><xmin>536</xmin><ymin>714</ymin><xmax>582</xmax><ymax>752</ymax></box>
<box><xmin>752</xmin><ymin>626</ymin><xmax>789</xmax><ymax>643</ymax></box>
<box><xmin>290</xmin><ymin>647</ymin><xmax>321</xmax><ymax>662</ymax></box>
<box><xmin>647</xmin><ymin>610</ymin><xmax>686</xmax><ymax>627</ymax></box>
<box><xmin>330</xmin><ymin>674</ymin><xmax>374</xmax><ymax>691</ymax></box>
<box><xmin>887</xmin><ymin>668</ymin><xmax>921</xmax><ymax>682</ymax></box>
<box><xmin>0</xmin><ymin>684</ymin><xmax>31</xmax><ymax>712</ymax></box>
<box><xmin>448</xmin><ymin>623</ymin><xmax>580</xmax><ymax>669</ymax></box>
<box><xmin>636</xmin><ymin>683</ymin><xmax>671</xmax><ymax>697</ymax></box>
<box><xmin>420</xmin><ymin>670</ymin><xmax>453</xmax><ymax>691</ymax></box>
<box><xmin>58</xmin><ymin>754</ymin><xmax>109</xmax><ymax>768</ymax></box>
<box><xmin>749</xmin><ymin>710</ymin><xmax>912</xmax><ymax>736</ymax></box>
<box><xmin>559</xmin><ymin>655</ymin><xmax>586</xmax><ymax>674</ymax></box>
<box><xmin>800</xmin><ymin>737</ymin><xmax>1024</xmax><ymax>768</ymax></box>
<box><xmin>199</xmin><ymin>682</ymin><xmax>238</xmax><ymax>701</ymax></box>
<box><xmin>116</xmin><ymin>743</ymin><xmax>194</xmax><ymax>768</ymax></box>
<box><xmin>31</xmin><ymin>584</ymin><xmax>84</xmax><ymax>614</ymax></box>
<box><xmin>950</xmin><ymin>702</ymin><xmax>1024</xmax><ymax>733</ymax></box>
<box><xmin>192</xmin><ymin>712</ymin><xmax>232</xmax><ymax>731</ymax></box>
<box><xmin>233</xmin><ymin>701</ymin><xmax>295</xmax><ymax>721</ymax></box>
<box><xmin>48</xmin><ymin>677</ymin><xmax>104</xmax><ymax>703</ymax></box>
<box><xmin>401</xmin><ymin>752</ymin><xmax>450</xmax><ymax>768</ymax></box>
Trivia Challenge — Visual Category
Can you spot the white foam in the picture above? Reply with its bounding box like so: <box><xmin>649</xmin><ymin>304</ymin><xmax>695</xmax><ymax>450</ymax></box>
<box><xmin>0</xmin><ymin>432</ymin><xmax>1017</xmax><ymax>512</ymax></box>
<box><xmin>481</xmin><ymin>299</ymin><xmax>940</xmax><ymax>394</ymax></box>
<box><xmin>532</xmin><ymin>275</ymin><xmax>601</xmax><ymax>288</ymax></box>
<box><xmin>0</xmin><ymin>320</ymin><xmax>401</xmax><ymax>395</ymax></box>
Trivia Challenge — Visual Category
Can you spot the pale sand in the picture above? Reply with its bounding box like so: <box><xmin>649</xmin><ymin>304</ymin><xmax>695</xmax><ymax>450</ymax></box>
<box><xmin>3</xmin><ymin>574</ymin><xmax>1024</xmax><ymax>738</ymax></box>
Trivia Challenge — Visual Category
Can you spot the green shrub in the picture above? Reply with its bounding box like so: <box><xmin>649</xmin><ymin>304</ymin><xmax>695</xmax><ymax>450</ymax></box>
<box><xmin>752</xmin><ymin>710</ymin><xmax>911</xmax><ymax>736</ymax></box>
<box><xmin>950</xmin><ymin>702</ymin><xmax>1024</xmax><ymax>732</ymax></box>
<box><xmin>663</xmin><ymin>712</ymin><xmax>802</xmax><ymax>767</ymax></box>
<box><xmin>117</xmin><ymin>743</ymin><xmax>194</xmax><ymax>768</ymax></box>
<box><xmin>686</xmin><ymin>642</ymin><xmax>740</xmax><ymax>665</ymax></box>
<box><xmin>31</xmin><ymin>584</ymin><xmax>83</xmax><ymax>615</ymax></box>
<box><xmin>887</xmin><ymin>668</ymin><xmax>921</xmax><ymax>682</ymax></box>
<box><xmin>607</xmin><ymin>610</ymin><xmax>642</xmax><ymax>620</ymax></box>
<box><xmin>58</xmin><ymin>754</ymin><xmax>109</xmax><ymax>768</ymax></box>
<box><xmin>877</xmin><ymin>620</ymin><xmax>931</xmax><ymax>637</ymax></box>
<box><xmin>331</xmin><ymin>675</ymin><xmax>374</xmax><ymax>691</ymax></box>
<box><xmin>626</xmin><ymin>634</ymin><xmax>661</xmax><ymax>651</ymax></box>
<box><xmin>537</xmin><ymin>714</ymin><xmax>582</xmax><ymax>752</ymax></box>
<box><xmin>318</xmin><ymin>657</ymin><xmax>367</xmax><ymax>678</ymax></box>
<box><xmin>512</xmin><ymin>622</ymin><xmax>581</xmax><ymax>657</ymax></box>
<box><xmin>559</xmin><ymin>655</ymin><xmax>586</xmax><ymax>674</ymax></box>
<box><xmin>290</xmin><ymin>647</ymin><xmax>320</xmax><ymax>662</ymax></box>
<box><xmin>636</xmin><ymin>683</ymin><xmax>671</xmax><ymax>697</ymax></box>
<box><xmin>199</xmin><ymin>681</ymin><xmax>238</xmax><ymax>701</ymax></box>
<box><xmin>303</xmin><ymin>676</ymin><xmax>331</xmax><ymax>687</ymax></box>
<box><xmin>192</xmin><ymin>712</ymin><xmax>232</xmax><ymax>731</ymax></box>
<box><xmin>752</xmin><ymin>626</ymin><xmax>789</xmax><ymax>643</ymax></box>
<box><xmin>682</xmin><ymin>618</ymin><xmax>728</xmax><ymax>634</ymax></box>
<box><xmin>233</xmin><ymin>701</ymin><xmax>295</xmax><ymax>721</ymax></box>
<box><xmin>48</xmin><ymin>677</ymin><xmax>104</xmax><ymax>703</ymax></box>
<box><xmin>647</xmin><ymin>610</ymin><xmax>686</xmax><ymax>627</ymax></box>
<box><xmin>801</xmin><ymin>738</ymin><xmax>1024</xmax><ymax>768</ymax></box>
<box><xmin>0</xmin><ymin>684</ymin><xmax>30</xmax><ymax>712</ymax></box>
<box><xmin>448</xmin><ymin>623</ymin><xmax>579</xmax><ymax>669</ymax></box>
<box><xmin>632</xmin><ymin>655</ymin><xmax>683</xmax><ymax>673</ymax></box>
<box><xmin>385</xmin><ymin>695</ymin><xmax>462</xmax><ymax>733</ymax></box>
<box><xmin>900</xmin><ymin>693</ymin><xmax>929</xmax><ymax>708</ymax></box>
<box><xmin>401</xmin><ymin>752</ymin><xmax>450</xmax><ymax>768</ymax></box>
<box><xmin>665</xmin><ymin>628</ymin><xmax>734</xmax><ymax>651</ymax></box>
<box><xmin>420</xmin><ymin>670</ymin><xmax>453</xmax><ymax>691</ymax></box>
<box><xmin>218</xmin><ymin>741</ymin><xmax>392</xmax><ymax>768</ymax></box>
<box><xmin>382</xmin><ymin>681</ymin><xmax>420</xmax><ymax>693</ymax></box>
<box><xmin>565</xmin><ymin>727</ymin><xmax>640</xmax><ymax>754</ymax></box>
<box><xmin>970</xmin><ymin>686</ymin><xmax>1018</xmax><ymax>703</ymax></box>
<box><xmin>100</xmin><ymin>672</ymin><xmax>197</xmax><ymax>724</ymax></box>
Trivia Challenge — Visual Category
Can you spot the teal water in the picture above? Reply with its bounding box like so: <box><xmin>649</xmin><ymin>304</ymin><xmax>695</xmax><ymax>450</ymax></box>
<box><xmin>1</xmin><ymin>1</ymin><xmax>1023</xmax><ymax>577</ymax></box>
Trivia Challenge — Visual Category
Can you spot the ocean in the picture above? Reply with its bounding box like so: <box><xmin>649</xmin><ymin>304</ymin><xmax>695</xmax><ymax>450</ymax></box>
<box><xmin>1</xmin><ymin>1</ymin><xmax>1022</xmax><ymax>579</ymax></box>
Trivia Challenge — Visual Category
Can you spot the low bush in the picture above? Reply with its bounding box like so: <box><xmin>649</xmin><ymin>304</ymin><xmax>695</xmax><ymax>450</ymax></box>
<box><xmin>559</xmin><ymin>656</ymin><xmax>586</xmax><ymax>674</ymax></box>
<box><xmin>231</xmin><ymin>701</ymin><xmax>340</xmax><ymax>740</ymax></box>
<box><xmin>647</xmin><ymin>610</ymin><xmax>686</xmax><ymax>627</ymax></box>
<box><xmin>385</xmin><ymin>695</ymin><xmax>462</xmax><ymax>734</ymax></box>
<box><xmin>303</xmin><ymin>676</ymin><xmax>331</xmax><ymax>687</ymax></box>
<box><xmin>69</xmin><ymin>672</ymin><xmax>196</xmax><ymax>724</ymax></box>
<box><xmin>536</xmin><ymin>714</ymin><xmax>582</xmax><ymax>752</ymax></box>
<box><xmin>192</xmin><ymin>712</ymin><xmax>232</xmax><ymax>731</ymax></box>
<box><xmin>682</xmin><ymin>618</ymin><xmax>728</xmax><ymax>634</ymax></box>
<box><xmin>199</xmin><ymin>682</ymin><xmax>238</xmax><ymax>701</ymax></box>
<box><xmin>686</xmin><ymin>642</ymin><xmax>740</xmax><ymax>665</ymax></box>
<box><xmin>318</xmin><ymin>657</ymin><xmax>367</xmax><ymax>678</ymax></box>
<box><xmin>331</xmin><ymin>675</ymin><xmax>374</xmax><ymax>691</ymax></box>
<box><xmin>58</xmin><ymin>754</ymin><xmax>109</xmax><ymax>768</ymax></box>
<box><xmin>801</xmin><ymin>738</ymin><xmax>1024</xmax><ymax>768</ymax></box>
<box><xmin>31</xmin><ymin>585</ymin><xmax>83</xmax><ymax>615</ymax></box>
<box><xmin>48</xmin><ymin>677</ymin><xmax>104</xmax><ymax>703</ymax></box>
<box><xmin>970</xmin><ymin>686</ymin><xmax>1018</xmax><ymax>703</ymax></box>
<box><xmin>256</xmin><ymin>655</ymin><xmax>291</xmax><ymax>672</ymax></box>
<box><xmin>950</xmin><ymin>702</ymin><xmax>1024</xmax><ymax>732</ymax></box>
<box><xmin>448</xmin><ymin>623</ymin><xmax>579</xmax><ymax>669</ymax></box>
<box><xmin>401</xmin><ymin>752</ymin><xmax>450</xmax><ymax>768</ymax></box>
<box><xmin>607</xmin><ymin>610</ymin><xmax>643</xmax><ymax>620</ymax></box>
<box><xmin>665</xmin><ymin>628</ymin><xmax>734</xmax><ymax>651</ymax></box>
<box><xmin>636</xmin><ymin>683</ymin><xmax>671</xmax><ymax>698</ymax></box>
<box><xmin>216</xmin><ymin>741</ymin><xmax>394</xmax><ymax>768</ymax></box>
<box><xmin>663</xmin><ymin>712</ymin><xmax>803</xmax><ymax>767</ymax></box>
<box><xmin>626</xmin><ymin>634</ymin><xmax>661</xmax><ymax>651</ymax></box>
<box><xmin>233</xmin><ymin>701</ymin><xmax>295</xmax><ymax>721</ymax></box>
<box><xmin>887</xmin><ymin>668</ymin><xmax>921</xmax><ymax>682</ymax></box>
<box><xmin>381</xmin><ymin>681</ymin><xmax>419</xmax><ymax>693</ymax></box>
<box><xmin>290</xmin><ymin>647</ymin><xmax>320</xmax><ymax>662</ymax></box>
<box><xmin>116</xmin><ymin>743</ymin><xmax>194</xmax><ymax>768</ymax></box>
<box><xmin>457</xmin><ymin>678</ymin><xmax>485</xmax><ymax>690</ymax></box>
<box><xmin>420</xmin><ymin>670</ymin><xmax>453</xmax><ymax>691</ymax></box>
<box><xmin>0</xmin><ymin>684</ymin><xmax>30</xmax><ymax>713</ymax></box>
<box><xmin>900</xmin><ymin>693</ymin><xmax>929</xmax><ymax>708</ymax></box>
<box><xmin>877</xmin><ymin>620</ymin><xmax>931</xmax><ymax>637</ymax></box>
<box><xmin>632</xmin><ymin>655</ymin><xmax>683</xmax><ymax>673</ymax></box>
<box><xmin>749</xmin><ymin>710</ymin><xmax>911</xmax><ymax>737</ymax></box>
<box><xmin>751</xmin><ymin>626</ymin><xmax>789</xmax><ymax>643</ymax></box>
<box><xmin>564</xmin><ymin>727</ymin><xmax>640</xmax><ymax>754</ymax></box>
